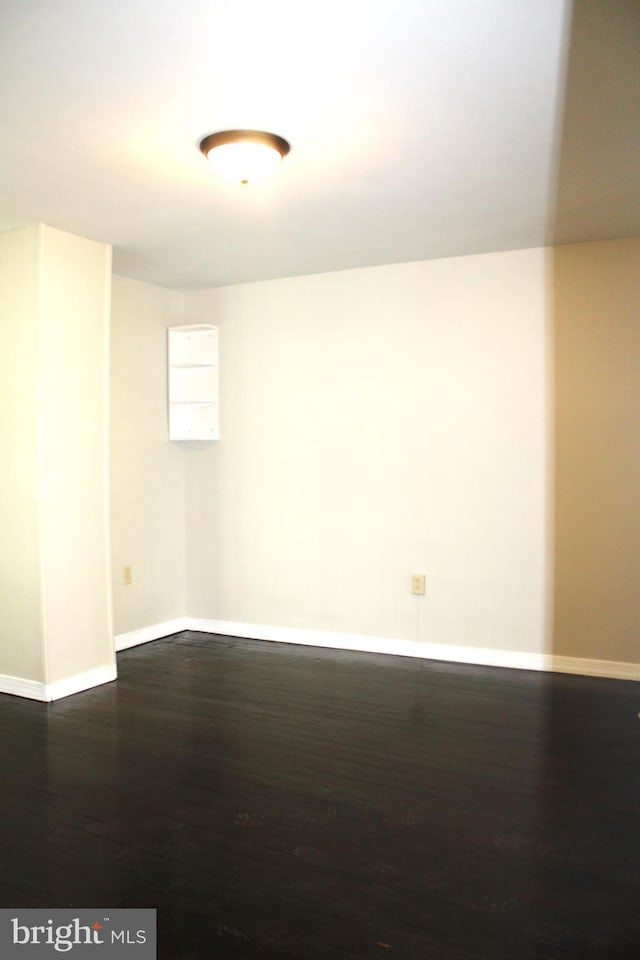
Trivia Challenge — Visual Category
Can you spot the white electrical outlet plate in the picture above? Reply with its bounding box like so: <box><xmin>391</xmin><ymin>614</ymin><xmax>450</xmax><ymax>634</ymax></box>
<box><xmin>411</xmin><ymin>573</ymin><xmax>425</xmax><ymax>596</ymax></box>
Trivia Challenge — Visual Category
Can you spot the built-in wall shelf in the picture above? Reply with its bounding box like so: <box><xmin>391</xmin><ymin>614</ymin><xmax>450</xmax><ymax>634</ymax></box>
<box><xmin>168</xmin><ymin>324</ymin><xmax>218</xmax><ymax>441</ymax></box>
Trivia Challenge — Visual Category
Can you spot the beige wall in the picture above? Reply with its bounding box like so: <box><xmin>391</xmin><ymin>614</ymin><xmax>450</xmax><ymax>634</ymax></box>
<box><xmin>0</xmin><ymin>227</ymin><xmax>45</xmax><ymax>682</ymax></box>
<box><xmin>38</xmin><ymin>225</ymin><xmax>115</xmax><ymax>683</ymax></box>
<box><xmin>3</xmin><ymin>230</ymin><xmax>631</xmax><ymax>680</ymax></box>
<box><xmin>110</xmin><ymin>275</ymin><xmax>187</xmax><ymax>634</ymax></box>
<box><xmin>0</xmin><ymin>224</ymin><xmax>115</xmax><ymax>692</ymax></box>
<box><xmin>183</xmin><ymin>248</ymin><xmax>551</xmax><ymax>654</ymax></box>
<box><xmin>554</xmin><ymin>238</ymin><xmax>640</xmax><ymax>661</ymax></box>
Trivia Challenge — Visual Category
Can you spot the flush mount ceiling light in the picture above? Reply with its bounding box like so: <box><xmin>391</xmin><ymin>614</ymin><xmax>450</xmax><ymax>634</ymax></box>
<box><xmin>199</xmin><ymin>130</ymin><xmax>290</xmax><ymax>185</ymax></box>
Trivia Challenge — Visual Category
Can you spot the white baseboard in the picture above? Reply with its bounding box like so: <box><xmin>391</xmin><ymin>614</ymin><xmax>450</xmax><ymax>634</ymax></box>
<box><xmin>0</xmin><ymin>674</ymin><xmax>48</xmax><ymax>702</ymax></box>
<box><xmin>45</xmin><ymin>664</ymin><xmax>118</xmax><ymax>701</ymax></box>
<box><xmin>0</xmin><ymin>663</ymin><xmax>118</xmax><ymax>703</ymax></box>
<box><xmin>5</xmin><ymin>620</ymin><xmax>636</xmax><ymax>702</ymax></box>
<box><xmin>115</xmin><ymin>618</ymin><xmax>190</xmax><ymax>652</ymax></box>
<box><xmin>183</xmin><ymin>618</ymin><xmax>640</xmax><ymax>682</ymax></box>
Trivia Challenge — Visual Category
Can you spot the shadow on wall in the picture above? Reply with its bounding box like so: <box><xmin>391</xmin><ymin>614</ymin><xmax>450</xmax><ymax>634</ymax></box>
<box><xmin>550</xmin><ymin>0</ymin><xmax>640</xmax><ymax>663</ymax></box>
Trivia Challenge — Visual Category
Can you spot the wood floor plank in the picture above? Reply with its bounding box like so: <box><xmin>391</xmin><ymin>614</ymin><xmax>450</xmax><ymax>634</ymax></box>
<box><xmin>1</xmin><ymin>632</ymin><xmax>640</xmax><ymax>958</ymax></box>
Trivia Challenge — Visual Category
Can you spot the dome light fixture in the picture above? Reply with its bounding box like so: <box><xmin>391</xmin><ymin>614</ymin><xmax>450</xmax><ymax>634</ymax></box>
<box><xmin>199</xmin><ymin>129</ymin><xmax>291</xmax><ymax>185</ymax></box>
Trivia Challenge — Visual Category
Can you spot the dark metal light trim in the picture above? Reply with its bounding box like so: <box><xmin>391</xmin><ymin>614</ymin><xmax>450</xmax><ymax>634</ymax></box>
<box><xmin>199</xmin><ymin>130</ymin><xmax>291</xmax><ymax>160</ymax></box>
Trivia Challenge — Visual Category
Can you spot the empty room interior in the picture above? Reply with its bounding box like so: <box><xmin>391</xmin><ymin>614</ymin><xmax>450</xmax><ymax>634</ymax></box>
<box><xmin>0</xmin><ymin>0</ymin><xmax>639</xmax><ymax>957</ymax></box>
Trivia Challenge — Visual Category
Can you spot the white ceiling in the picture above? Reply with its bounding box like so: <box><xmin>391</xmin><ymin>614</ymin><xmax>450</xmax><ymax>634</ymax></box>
<box><xmin>0</xmin><ymin>0</ymin><xmax>638</xmax><ymax>290</ymax></box>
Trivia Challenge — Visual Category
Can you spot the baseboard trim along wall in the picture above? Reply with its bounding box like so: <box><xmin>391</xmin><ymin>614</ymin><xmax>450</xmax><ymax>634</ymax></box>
<box><xmin>117</xmin><ymin>618</ymin><xmax>640</xmax><ymax>682</ymax></box>
<box><xmin>0</xmin><ymin>674</ymin><xmax>47</xmax><ymax>702</ymax></box>
<box><xmin>115</xmin><ymin>618</ymin><xmax>190</xmax><ymax>652</ymax></box>
<box><xmin>181</xmin><ymin>618</ymin><xmax>640</xmax><ymax>683</ymax></box>
<box><xmin>45</xmin><ymin>664</ymin><xmax>118</xmax><ymax>702</ymax></box>
<box><xmin>7</xmin><ymin>620</ymin><xmax>640</xmax><ymax>701</ymax></box>
<box><xmin>0</xmin><ymin>664</ymin><xmax>118</xmax><ymax>703</ymax></box>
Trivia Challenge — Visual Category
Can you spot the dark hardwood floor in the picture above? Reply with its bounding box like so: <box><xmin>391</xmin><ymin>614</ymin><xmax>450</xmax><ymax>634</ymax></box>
<box><xmin>1</xmin><ymin>632</ymin><xmax>640</xmax><ymax>959</ymax></box>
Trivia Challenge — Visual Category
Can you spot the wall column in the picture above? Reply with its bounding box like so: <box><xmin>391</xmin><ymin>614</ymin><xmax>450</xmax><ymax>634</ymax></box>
<box><xmin>0</xmin><ymin>224</ymin><xmax>116</xmax><ymax>700</ymax></box>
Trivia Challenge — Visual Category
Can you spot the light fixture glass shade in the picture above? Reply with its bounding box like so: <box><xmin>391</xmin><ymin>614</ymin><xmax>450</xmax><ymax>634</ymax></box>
<box><xmin>200</xmin><ymin>130</ymin><xmax>290</xmax><ymax>185</ymax></box>
<box><xmin>205</xmin><ymin>140</ymin><xmax>283</xmax><ymax>184</ymax></box>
